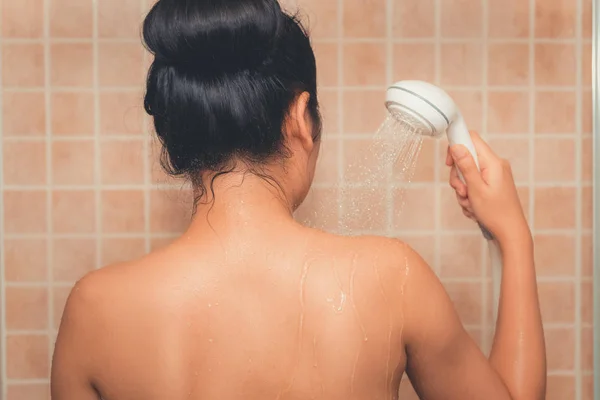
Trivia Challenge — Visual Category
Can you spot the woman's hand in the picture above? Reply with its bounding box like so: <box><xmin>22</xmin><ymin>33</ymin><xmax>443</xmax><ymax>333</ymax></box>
<box><xmin>445</xmin><ymin>131</ymin><xmax>530</xmax><ymax>246</ymax></box>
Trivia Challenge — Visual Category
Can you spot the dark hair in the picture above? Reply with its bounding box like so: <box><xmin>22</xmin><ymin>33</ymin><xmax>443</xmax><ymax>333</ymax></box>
<box><xmin>143</xmin><ymin>0</ymin><xmax>321</xmax><ymax>196</ymax></box>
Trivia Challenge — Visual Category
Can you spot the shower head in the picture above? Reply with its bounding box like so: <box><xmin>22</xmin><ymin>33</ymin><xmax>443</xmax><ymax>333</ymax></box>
<box><xmin>385</xmin><ymin>80</ymin><xmax>478</xmax><ymax>168</ymax></box>
<box><xmin>386</xmin><ymin>80</ymin><xmax>493</xmax><ymax>240</ymax></box>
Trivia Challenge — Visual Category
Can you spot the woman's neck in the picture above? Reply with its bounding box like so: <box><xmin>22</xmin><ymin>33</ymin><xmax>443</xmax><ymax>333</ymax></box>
<box><xmin>187</xmin><ymin>170</ymin><xmax>296</xmax><ymax>233</ymax></box>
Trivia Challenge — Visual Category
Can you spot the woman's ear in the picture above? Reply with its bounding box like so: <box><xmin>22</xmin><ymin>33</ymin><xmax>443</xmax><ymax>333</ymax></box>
<box><xmin>285</xmin><ymin>92</ymin><xmax>314</xmax><ymax>152</ymax></box>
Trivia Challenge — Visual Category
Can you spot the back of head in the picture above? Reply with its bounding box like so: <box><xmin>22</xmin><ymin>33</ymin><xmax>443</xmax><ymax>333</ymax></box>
<box><xmin>143</xmin><ymin>0</ymin><xmax>321</xmax><ymax>193</ymax></box>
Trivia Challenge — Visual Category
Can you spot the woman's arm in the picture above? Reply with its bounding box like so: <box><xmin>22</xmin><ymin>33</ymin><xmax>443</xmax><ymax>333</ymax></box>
<box><xmin>448</xmin><ymin>133</ymin><xmax>545</xmax><ymax>399</ymax></box>
<box><xmin>402</xmin><ymin>131</ymin><xmax>545</xmax><ymax>400</ymax></box>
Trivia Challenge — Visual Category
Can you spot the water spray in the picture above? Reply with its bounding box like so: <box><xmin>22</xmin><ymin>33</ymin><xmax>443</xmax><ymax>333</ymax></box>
<box><xmin>385</xmin><ymin>80</ymin><xmax>503</xmax><ymax>326</ymax></box>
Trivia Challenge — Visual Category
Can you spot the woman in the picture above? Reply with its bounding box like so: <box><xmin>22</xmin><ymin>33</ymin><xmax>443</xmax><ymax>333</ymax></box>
<box><xmin>51</xmin><ymin>0</ymin><xmax>546</xmax><ymax>399</ymax></box>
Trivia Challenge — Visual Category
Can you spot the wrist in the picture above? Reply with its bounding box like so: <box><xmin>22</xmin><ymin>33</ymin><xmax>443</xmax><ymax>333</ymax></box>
<box><xmin>496</xmin><ymin>221</ymin><xmax>533</xmax><ymax>255</ymax></box>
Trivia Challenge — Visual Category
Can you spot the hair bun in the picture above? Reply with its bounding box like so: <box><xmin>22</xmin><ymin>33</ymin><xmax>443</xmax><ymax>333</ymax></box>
<box><xmin>143</xmin><ymin>0</ymin><xmax>284</xmax><ymax>75</ymax></box>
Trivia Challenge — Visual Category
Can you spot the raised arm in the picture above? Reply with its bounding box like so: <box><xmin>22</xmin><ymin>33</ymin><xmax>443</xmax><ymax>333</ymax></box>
<box><xmin>401</xmin><ymin>131</ymin><xmax>545</xmax><ymax>400</ymax></box>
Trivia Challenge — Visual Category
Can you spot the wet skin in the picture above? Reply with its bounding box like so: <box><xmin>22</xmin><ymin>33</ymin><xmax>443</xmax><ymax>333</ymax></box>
<box><xmin>51</xmin><ymin>174</ymin><xmax>521</xmax><ymax>400</ymax></box>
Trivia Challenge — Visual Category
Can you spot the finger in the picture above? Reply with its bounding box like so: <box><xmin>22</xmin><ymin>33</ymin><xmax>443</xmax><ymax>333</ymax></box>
<box><xmin>446</xmin><ymin>146</ymin><xmax>454</xmax><ymax>166</ymax></box>
<box><xmin>456</xmin><ymin>194</ymin><xmax>472</xmax><ymax>211</ymax></box>
<box><xmin>450</xmin><ymin>144</ymin><xmax>484</xmax><ymax>189</ymax></box>
<box><xmin>450</xmin><ymin>167</ymin><xmax>467</xmax><ymax>197</ymax></box>
<box><xmin>468</xmin><ymin>131</ymin><xmax>497</xmax><ymax>168</ymax></box>
<box><xmin>462</xmin><ymin>208</ymin><xmax>476</xmax><ymax>221</ymax></box>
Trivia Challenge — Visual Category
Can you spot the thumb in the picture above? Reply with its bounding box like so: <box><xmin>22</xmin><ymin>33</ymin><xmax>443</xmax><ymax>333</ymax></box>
<box><xmin>450</xmin><ymin>145</ymin><xmax>484</xmax><ymax>188</ymax></box>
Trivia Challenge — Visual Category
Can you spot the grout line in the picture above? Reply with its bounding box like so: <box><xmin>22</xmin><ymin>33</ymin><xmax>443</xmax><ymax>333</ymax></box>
<box><xmin>4</xmin><ymin>379</ymin><xmax>50</xmax><ymax>385</ymax></box>
<box><xmin>43</xmin><ymin>0</ymin><xmax>55</xmax><ymax>378</ymax></box>
<box><xmin>336</xmin><ymin>0</ymin><xmax>343</xmax><ymax>233</ymax></box>
<box><xmin>0</xmin><ymin>131</ymin><xmax>586</xmax><ymax>142</ymax></box>
<box><xmin>574</xmin><ymin>0</ymin><xmax>583</xmax><ymax>397</ymax></box>
<box><xmin>2</xmin><ymin>184</ymin><xmax>189</xmax><ymax>191</ymax></box>
<box><xmin>593</xmin><ymin>0</ymin><xmax>600</xmax><ymax>393</ymax></box>
<box><xmin>385</xmin><ymin>0</ymin><xmax>393</xmax><ymax>236</ymax></box>
<box><xmin>0</xmin><ymin>37</ymin><xmax>587</xmax><ymax>45</ymax></box>
<box><xmin>2</xmin><ymin>86</ymin><xmax>142</xmax><ymax>93</ymax></box>
<box><xmin>3</xmin><ymin>274</ymin><xmax>579</xmax><ymax>287</ymax></box>
<box><xmin>433</xmin><ymin>0</ymin><xmax>441</xmax><ymax>275</ymax></box>
<box><xmin>93</xmin><ymin>0</ymin><xmax>102</xmax><ymax>271</ymax></box>
<box><xmin>2</xmin><ymin>135</ymin><xmax>145</xmax><ymax>142</ymax></box>
<box><xmin>0</xmin><ymin>84</ymin><xmax>583</xmax><ymax>93</ymax></box>
<box><xmin>141</xmin><ymin>0</ymin><xmax>152</xmax><ymax>254</ymax></box>
<box><xmin>0</xmin><ymin>228</ymin><xmax>588</xmax><ymax>240</ymax></box>
<box><xmin>528</xmin><ymin>0</ymin><xmax>536</xmax><ymax>251</ymax></box>
<box><xmin>0</xmin><ymin>0</ymin><xmax>6</xmax><ymax>394</ymax></box>
<box><xmin>480</xmin><ymin>0</ymin><xmax>490</xmax><ymax>352</ymax></box>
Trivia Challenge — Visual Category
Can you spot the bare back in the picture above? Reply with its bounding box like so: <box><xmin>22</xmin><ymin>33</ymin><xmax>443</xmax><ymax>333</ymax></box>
<box><xmin>52</xmin><ymin>223</ymin><xmax>413</xmax><ymax>400</ymax></box>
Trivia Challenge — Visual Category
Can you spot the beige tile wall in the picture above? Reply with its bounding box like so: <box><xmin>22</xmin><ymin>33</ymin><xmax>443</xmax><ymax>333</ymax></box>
<box><xmin>0</xmin><ymin>0</ymin><xmax>594</xmax><ymax>399</ymax></box>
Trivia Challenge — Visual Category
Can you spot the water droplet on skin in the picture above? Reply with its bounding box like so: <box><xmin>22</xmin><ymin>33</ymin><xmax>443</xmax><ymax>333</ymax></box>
<box><xmin>208</xmin><ymin>338</ymin><xmax>213</xmax><ymax>343</ymax></box>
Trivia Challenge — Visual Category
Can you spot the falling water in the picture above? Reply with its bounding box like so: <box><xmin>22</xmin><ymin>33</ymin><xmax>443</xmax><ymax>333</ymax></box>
<box><xmin>339</xmin><ymin>112</ymin><xmax>426</xmax><ymax>234</ymax></box>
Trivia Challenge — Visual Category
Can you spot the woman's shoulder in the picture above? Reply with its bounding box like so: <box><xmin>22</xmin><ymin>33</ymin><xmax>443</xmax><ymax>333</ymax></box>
<box><xmin>302</xmin><ymin>227</ymin><xmax>428</xmax><ymax>270</ymax></box>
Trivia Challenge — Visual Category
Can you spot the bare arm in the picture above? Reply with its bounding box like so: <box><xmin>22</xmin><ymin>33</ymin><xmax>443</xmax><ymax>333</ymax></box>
<box><xmin>401</xmin><ymin>131</ymin><xmax>545</xmax><ymax>400</ymax></box>
<box><xmin>402</xmin><ymin>247</ymin><xmax>513</xmax><ymax>400</ymax></box>
<box><xmin>446</xmin><ymin>131</ymin><xmax>545</xmax><ymax>398</ymax></box>
<box><xmin>51</xmin><ymin>277</ymin><xmax>101</xmax><ymax>400</ymax></box>
<box><xmin>489</xmin><ymin>235</ymin><xmax>545</xmax><ymax>400</ymax></box>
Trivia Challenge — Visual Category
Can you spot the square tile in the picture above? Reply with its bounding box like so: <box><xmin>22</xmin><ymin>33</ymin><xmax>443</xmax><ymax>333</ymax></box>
<box><xmin>313</xmin><ymin>42</ymin><xmax>338</xmax><ymax>87</ymax></box>
<box><xmin>52</xmin><ymin>140</ymin><xmax>95</xmax><ymax>185</ymax></box>
<box><xmin>101</xmin><ymin>238</ymin><xmax>147</xmax><ymax>265</ymax></box>
<box><xmin>488</xmin><ymin>0</ymin><xmax>530</xmax><ymax>38</ymax></box>
<box><xmin>3</xmin><ymin>140</ymin><xmax>47</xmax><ymax>185</ymax></box>
<box><xmin>4</xmin><ymin>239</ymin><xmax>48</xmax><ymax>282</ymax></box>
<box><xmin>343</xmin><ymin>43</ymin><xmax>386</xmax><ymax>86</ymax></box>
<box><xmin>98</xmin><ymin>0</ymin><xmax>144</xmax><ymax>38</ymax></box>
<box><xmin>534</xmin><ymin>187</ymin><xmax>576</xmax><ymax>229</ymax></box>
<box><xmin>100</xmin><ymin>139</ymin><xmax>145</xmax><ymax>184</ymax></box>
<box><xmin>51</xmin><ymin>44</ymin><xmax>94</xmax><ymax>87</ymax></box>
<box><xmin>101</xmin><ymin>190</ymin><xmax>146</xmax><ymax>233</ymax></box>
<box><xmin>51</xmin><ymin>92</ymin><xmax>95</xmax><ymax>136</ymax></box>
<box><xmin>440</xmin><ymin>43</ymin><xmax>483</xmax><ymax>86</ymax></box>
<box><xmin>3</xmin><ymin>92</ymin><xmax>46</xmax><ymax>136</ymax></box>
<box><xmin>535</xmin><ymin>44</ymin><xmax>576</xmax><ymax>86</ymax></box>
<box><xmin>342</xmin><ymin>90</ymin><xmax>386</xmax><ymax>134</ymax></box>
<box><xmin>2</xmin><ymin>44</ymin><xmax>45</xmax><ymax>87</ymax></box>
<box><xmin>488</xmin><ymin>44</ymin><xmax>529</xmax><ymax>86</ymax></box>
<box><xmin>6</xmin><ymin>335</ymin><xmax>49</xmax><ymax>379</ymax></box>
<box><xmin>534</xmin><ymin>138</ymin><xmax>575</xmax><ymax>182</ymax></box>
<box><xmin>533</xmin><ymin>234</ymin><xmax>575</xmax><ymax>276</ymax></box>
<box><xmin>535</xmin><ymin>0</ymin><xmax>576</xmax><ymax>38</ymax></box>
<box><xmin>50</xmin><ymin>0</ymin><xmax>93</xmax><ymax>37</ymax></box>
<box><xmin>535</xmin><ymin>91</ymin><xmax>576</xmax><ymax>134</ymax></box>
<box><xmin>1</xmin><ymin>0</ymin><xmax>44</xmax><ymax>38</ymax></box>
<box><xmin>393</xmin><ymin>44</ymin><xmax>435</xmax><ymax>82</ymax></box>
<box><xmin>487</xmin><ymin>91</ymin><xmax>529</xmax><ymax>134</ymax></box>
<box><xmin>149</xmin><ymin>189</ymin><xmax>193</xmax><ymax>233</ymax></box>
<box><xmin>6</xmin><ymin>287</ymin><xmax>48</xmax><ymax>330</ymax></box>
<box><xmin>98</xmin><ymin>43</ymin><xmax>145</xmax><ymax>87</ymax></box>
<box><xmin>441</xmin><ymin>0</ymin><xmax>482</xmax><ymax>38</ymax></box>
<box><xmin>299</xmin><ymin>0</ymin><xmax>339</xmax><ymax>39</ymax></box>
<box><xmin>392</xmin><ymin>0</ymin><xmax>434</xmax><ymax>38</ymax></box>
<box><xmin>4</xmin><ymin>191</ymin><xmax>47</xmax><ymax>234</ymax></box>
<box><xmin>52</xmin><ymin>239</ymin><xmax>96</xmax><ymax>282</ymax></box>
<box><xmin>52</xmin><ymin>190</ymin><xmax>96</xmax><ymax>233</ymax></box>
<box><xmin>99</xmin><ymin>91</ymin><xmax>145</xmax><ymax>135</ymax></box>
<box><xmin>343</xmin><ymin>0</ymin><xmax>386</xmax><ymax>38</ymax></box>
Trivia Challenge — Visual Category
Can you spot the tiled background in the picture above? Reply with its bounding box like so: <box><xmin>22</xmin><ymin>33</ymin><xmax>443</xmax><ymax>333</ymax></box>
<box><xmin>0</xmin><ymin>0</ymin><xmax>594</xmax><ymax>399</ymax></box>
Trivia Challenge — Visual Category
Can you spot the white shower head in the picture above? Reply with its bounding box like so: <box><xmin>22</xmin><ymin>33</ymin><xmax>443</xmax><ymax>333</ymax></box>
<box><xmin>385</xmin><ymin>80</ymin><xmax>478</xmax><ymax>166</ymax></box>
<box><xmin>386</xmin><ymin>80</ymin><xmax>493</xmax><ymax>240</ymax></box>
